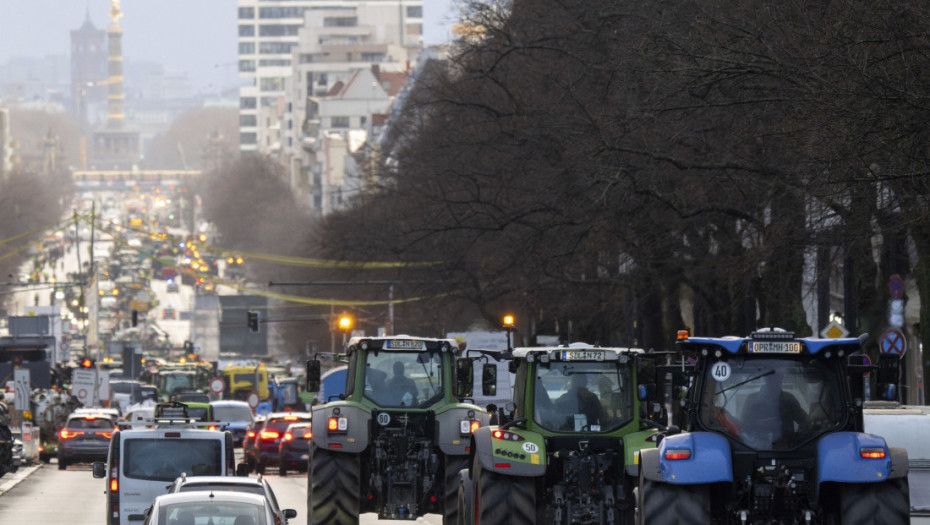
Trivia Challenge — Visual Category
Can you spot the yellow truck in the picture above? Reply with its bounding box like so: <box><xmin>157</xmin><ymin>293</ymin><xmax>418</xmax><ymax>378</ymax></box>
<box><xmin>221</xmin><ymin>365</ymin><xmax>269</xmax><ymax>401</ymax></box>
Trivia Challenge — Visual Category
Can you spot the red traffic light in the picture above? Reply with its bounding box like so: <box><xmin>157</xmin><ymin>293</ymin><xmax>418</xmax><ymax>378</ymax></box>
<box><xmin>80</xmin><ymin>358</ymin><xmax>94</xmax><ymax>368</ymax></box>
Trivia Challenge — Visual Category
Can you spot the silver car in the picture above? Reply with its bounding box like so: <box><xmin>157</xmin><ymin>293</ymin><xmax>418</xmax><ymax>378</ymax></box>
<box><xmin>166</xmin><ymin>474</ymin><xmax>297</xmax><ymax>524</ymax></box>
<box><xmin>142</xmin><ymin>491</ymin><xmax>275</xmax><ymax>525</ymax></box>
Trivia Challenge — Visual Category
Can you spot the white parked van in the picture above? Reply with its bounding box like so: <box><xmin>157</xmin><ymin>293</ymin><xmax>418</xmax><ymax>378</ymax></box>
<box><xmin>864</xmin><ymin>402</ymin><xmax>930</xmax><ymax>524</ymax></box>
<box><xmin>93</xmin><ymin>423</ymin><xmax>241</xmax><ymax>525</ymax></box>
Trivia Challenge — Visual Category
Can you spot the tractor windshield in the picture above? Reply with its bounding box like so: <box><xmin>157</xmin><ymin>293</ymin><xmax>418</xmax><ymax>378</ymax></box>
<box><xmin>532</xmin><ymin>361</ymin><xmax>633</xmax><ymax>433</ymax></box>
<box><xmin>363</xmin><ymin>351</ymin><xmax>444</xmax><ymax>408</ymax></box>
<box><xmin>698</xmin><ymin>357</ymin><xmax>846</xmax><ymax>450</ymax></box>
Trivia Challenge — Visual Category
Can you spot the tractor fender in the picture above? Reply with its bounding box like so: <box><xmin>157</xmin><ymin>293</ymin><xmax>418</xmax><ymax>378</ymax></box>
<box><xmin>310</xmin><ymin>402</ymin><xmax>370</xmax><ymax>454</ymax></box>
<box><xmin>656</xmin><ymin>431</ymin><xmax>733</xmax><ymax>484</ymax></box>
<box><xmin>639</xmin><ymin>448</ymin><xmax>662</xmax><ymax>482</ymax></box>
<box><xmin>472</xmin><ymin>426</ymin><xmax>547</xmax><ymax>477</ymax></box>
<box><xmin>816</xmin><ymin>432</ymin><xmax>898</xmax><ymax>484</ymax></box>
<box><xmin>435</xmin><ymin>404</ymin><xmax>491</xmax><ymax>456</ymax></box>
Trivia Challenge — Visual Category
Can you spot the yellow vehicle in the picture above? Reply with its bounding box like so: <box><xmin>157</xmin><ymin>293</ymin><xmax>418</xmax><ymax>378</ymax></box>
<box><xmin>221</xmin><ymin>365</ymin><xmax>269</xmax><ymax>401</ymax></box>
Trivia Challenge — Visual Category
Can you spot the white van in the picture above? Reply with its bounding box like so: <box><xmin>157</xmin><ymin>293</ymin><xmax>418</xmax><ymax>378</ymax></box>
<box><xmin>864</xmin><ymin>402</ymin><xmax>930</xmax><ymax>524</ymax></box>
<box><xmin>93</xmin><ymin>423</ymin><xmax>241</xmax><ymax>525</ymax></box>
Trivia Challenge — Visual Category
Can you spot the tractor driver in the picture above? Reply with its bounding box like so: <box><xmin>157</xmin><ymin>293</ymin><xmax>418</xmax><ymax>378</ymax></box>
<box><xmin>740</xmin><ymin>368</ymin><xmax>809</xmax><ymax>443</ymax></box>
<box><xmin>555</xmin><ymin>373</ymin><xmax>608</xmax><ymax>430</ymax></box>
<box><xmin>386</xmin><ymin>360</ymin><xmax>418</xmax><ymax>407</ymax></box>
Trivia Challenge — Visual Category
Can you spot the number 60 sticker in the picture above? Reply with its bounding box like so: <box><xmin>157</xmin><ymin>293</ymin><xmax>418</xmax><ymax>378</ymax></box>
<box><xmin>711</xmin><ymin>361</ymin><xmax>731</xmax><ymax>382</ymax></box>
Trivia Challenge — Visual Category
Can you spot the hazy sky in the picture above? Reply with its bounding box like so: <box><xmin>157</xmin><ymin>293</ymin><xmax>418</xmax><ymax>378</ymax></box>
<box><xmin>0</xmin><ymin>0</ymin><xmax>459</xmax><ymax>93</ymax></box>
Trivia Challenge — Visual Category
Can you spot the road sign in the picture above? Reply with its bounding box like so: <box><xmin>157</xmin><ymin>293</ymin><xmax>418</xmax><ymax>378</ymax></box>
<box><xmin>878</xmin><ymin>328</ymin><xmax>907</xmax><ymax>356</ymax></box>
<box><xmin>820</xmin><ymin>320</ymin><xmax>849</xmax><ymax>339</ymax></box>
<box><xmin>246</xmin><ymin>391</ymin><xmax>260</xmax><ymax>409</ymax></box>
<box><xmin>14</xmin><ymin>369</ymin><xmax>30</xmax><ymax>411</ymax></box>
<box><xmin>889</xmin><ymin>274</ymin><xmax>904</xmax><ymax>299</ymax></box>
<box><xmin>210</xmin><ymin>377</ymin><xmax>225</xmax><ymax>395</ymax></box>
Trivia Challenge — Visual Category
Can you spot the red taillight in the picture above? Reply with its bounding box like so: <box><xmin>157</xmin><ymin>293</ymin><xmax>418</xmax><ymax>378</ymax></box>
<box><xmin>165</xmin><ymin>432</ymin><xmax>181</xmax><ymax>438</ymax></box>
<box><xmin>110</xmin><ymin>478</ymin><xmax>119</xmax><ymax>492</ymax></box>
<box><xmin>246</xmin><ymin>431</ymin><xmax>256</xmax><ymax>438</ymax></box>
<box><xmin>283</xmin><ymin>416</ymin><xmax>299</xmax><ymax>421</ymax></box>
<box><xmin>492</xmin><ymin>430</ymin><xmax>502</xmax><ymax>439</ymax></box>
<box><xmin>259</xmin><ymin>431</ymin><xmax>280</xmax><ymax>440</ymax></box>
<box><xmin>303</xmin><ymin>431</ymin><xmax>313</xmax><ymax>440</ymax></box>
<box><xmin>470</xmin><ymin>421</ymin><xmax>480</xmax><ymax>433</ymax></box>
<box><xmin>328</xmin><ymin>418</ymin><xmax>338</xmax><ymax>431</ymax></box>
<box><xmin>664</xmin><ymin>449</ymin><xmax>692</xmax><ymax>460</ymax></box>
<box><xmin>84</xmin><ymin>415</ymin><xmax>97</xmax><ymax>420</ymax></box>
<box><xmin>283</xmin><ymin>432</ymin><xmax>294</xmax><ymax>441</ymax></box>
<box><xmin>860</xmin><ymin>447</ymin><xmax>886</xmax><ymax>459</ymax></box>
<box><xmin>59</xmin><ymin>429</ymin><xmax>85</xmax><ymax>440</ymax></box>
<box><xmin>493</xmin><ymin>463</ymin><xmax>511</xmax><ymax>468</ymax></box>
<box><xmin>97</xmin><ymin>431</ymin><xmax>114</xmax><ymax>439</ymax></box>
<box><xmin>208</xmin><ymin>425</ymin><xmax>218</xmax><ymax>431</ymax></box>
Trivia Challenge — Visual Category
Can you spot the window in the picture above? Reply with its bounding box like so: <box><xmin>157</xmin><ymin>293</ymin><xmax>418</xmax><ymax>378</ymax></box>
<box><xmin>240</xmin><ymin>132</ymin><xmax>257</xmax><ymax>145</ymax></box>
<box><xmin>259</xmin><ymin>7</ymin><xmax>306</xmax><ymax>19</ymax></box>
<box><xmin>260</xmin><ymin>77</ymin><xmax>285</xmax><ymax>91</ymax></box>
<box><xmin>238</xmin><ymin>7</ymin><xmax>255</xmax><ymax>19</ymax></box>
<box><xmin>258</xmin><ymin>59</ymin><xmax>291</xmax><ymax>67</ymax></box>
<box><xmin>259</xmin><ymin>24</ymin><xmax>301</xmax><ymax>37</ymax></box>
<box><xmin>361</xmin><ymin>53</ymin><xmax>386</xmax><ymax>62</ymax></box>
<box><xmin>406</xmin><ymin>6</ymin><xmax>423</xmax><ymax>18</ymax></box>
<box><xmin>240</xmin><ymin>115</ymin><xmax>257</xmax><ymax>127</ymax></box>
<box><xmin>533</xmin><ymin>362</ymin><xmax>633</xmax><ymax>433</ymax></box>
<box><xmin>324</xmin><ymin>17</ymin><xmax>357</xmax><ymax>28</ymax></box>
<box><xmin>259</xmin><ymin>42</ymin><xmax>298</xmax><ymax>55</ymax></box>
<box><xmin>239</xmin><ymin>97</ymin><xmax>256</xmax><ymax>110</ymax></box>
<box><xmin>238</xmin><ymin>60</ymin><xmax>255</xmax><ymax>72</ymax></box>
<box><xmin>331</xmin><ymin>116</ymin><xmax>349</xmax><ymax>128</ymax></box>
<box><xmin>238</xmin><ymin>42</ymin><xmax>255</xmax><ymax>55</ymax></box>
<box><xmin>123</xmin><ymin>439</ymin><xmax>222</xmax><ymax>482</ymax></box>
<box><xmin>238</xmin><ymin>25</ymin><xmax>255</xmax><ymax>37</ymax></box>
<box><xmin>363</xmin><ymin>351</ymin><xmax>444</xmax><ymax>408</ymax></box>
<box><xmin>260</xmin><ymin>97</ymin><xmax>279</xmax><ymax>107</ymax></box>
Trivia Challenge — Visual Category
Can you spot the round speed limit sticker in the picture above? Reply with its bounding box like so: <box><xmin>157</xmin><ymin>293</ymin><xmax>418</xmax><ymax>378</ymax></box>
<box><xmin>711</xmin><ymin>361</ymin><xmax>731</xmax><ymax>382</ymax></box>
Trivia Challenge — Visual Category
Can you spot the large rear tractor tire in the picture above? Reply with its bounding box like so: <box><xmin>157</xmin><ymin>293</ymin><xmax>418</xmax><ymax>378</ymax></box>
<box><xmin>308</xmin><ymin>443</ymin><xmax>360</xmax><ymax>525</ymax></box>
<box><xmin>638</xmin><ymin>468</ymin><xmax>709</xmax><ymax>525</ymax></box>
<box><xmin>840</xmin><ymin>478</ymin><xmax>909</xmax><ymax>525</ymax></box>
<box><xmin>474</xmin><ymin>458</ymin><xmax>535</xmax><ymax>525</ymax></box>
<box><xmin>442</xmin><ymin>456</ymin><xmax>469</xmax><ymax>525</ymax></box>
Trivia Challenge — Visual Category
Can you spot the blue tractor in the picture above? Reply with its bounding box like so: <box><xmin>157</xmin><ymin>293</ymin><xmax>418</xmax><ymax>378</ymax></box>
<box><xmin>637</xmin><ymin>329</ymin><xmax>910</xmax><ymax>524</ymax></box>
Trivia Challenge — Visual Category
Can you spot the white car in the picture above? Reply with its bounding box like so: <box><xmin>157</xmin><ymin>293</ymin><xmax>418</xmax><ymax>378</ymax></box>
<box><xmin>141</xmin><ymin>491</ymin><xmax>275</xmax><ymax>525</ymax></box>
<box><xmin>167</xmin><ymin>474</ymin><xmax>297</xmax><ymax>524</ymax></box>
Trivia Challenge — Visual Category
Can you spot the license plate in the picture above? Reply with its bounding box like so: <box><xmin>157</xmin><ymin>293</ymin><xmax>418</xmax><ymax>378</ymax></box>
<box><xmin>385</xmin><ymin>339</ymin><xmax>426</xmax><ymax>350</ymax></box>
<box><xmin>750</xmin><ymin>342</ymin><xmax>801</xmax><ymax>354</ymax></box>
<box><xmin>561</xmin><ymin>350</ymin><xmax>604</xmax><ymax>361</ymax></box>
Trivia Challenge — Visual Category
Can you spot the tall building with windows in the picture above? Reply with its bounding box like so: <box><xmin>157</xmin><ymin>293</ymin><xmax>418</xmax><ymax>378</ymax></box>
<box><xmin>237</xmin><ymin>0</ymin><xmax>424</xmax><ymax>164</ymax></box>
<box><xmin>238</xmin><ymin>0</ymin><xmax>317</xmax><ymax>155</ymax></box>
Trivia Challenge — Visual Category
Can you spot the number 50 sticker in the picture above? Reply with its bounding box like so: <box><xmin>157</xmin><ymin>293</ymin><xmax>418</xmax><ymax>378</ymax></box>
<box><xmin>711</xmin><ymin>361</ymin><xmax>731</xmax><ymax>382</ymax></box>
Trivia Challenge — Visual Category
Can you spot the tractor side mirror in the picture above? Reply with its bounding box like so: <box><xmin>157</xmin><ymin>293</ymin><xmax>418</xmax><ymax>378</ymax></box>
<box><xmin>306</xmin><ymin>359</ymin><xmax>321</xmax><ymax>393</ymax></box>
<box><xmin>455</xmin><ymin>358</ymin><xmax>474</xmax><ymax>399</ymax></box>
<box><xmin>638</xmin><ymin>383</ymin><xmax>656</xmax><ymax>401</ymax></box>
<box><xmin>481</xmin><ymin>363</ymin><xmax>497</xmax><ymax>397</ymax></box>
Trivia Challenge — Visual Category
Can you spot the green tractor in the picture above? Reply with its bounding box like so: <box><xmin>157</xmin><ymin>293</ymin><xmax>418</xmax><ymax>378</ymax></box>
<box><xmin>456</xmin><ymin>343</ymin><xmax>663</xmax><ymax>525</ymax></box>
<box><xmin>305</xmin><ymin>335</ymin><xmax>490</xmax><ymax>524</ymax></box>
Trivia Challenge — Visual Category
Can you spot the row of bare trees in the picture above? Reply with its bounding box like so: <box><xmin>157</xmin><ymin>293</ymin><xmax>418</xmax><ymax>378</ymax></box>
<box><xmin>196</xmin><ymin>1</ymin><xmax>929</xmax><ymax>397</ymax></box>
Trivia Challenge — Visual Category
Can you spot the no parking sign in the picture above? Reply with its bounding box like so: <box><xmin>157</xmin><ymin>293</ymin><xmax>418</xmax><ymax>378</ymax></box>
<box><xmin>878</xmin><ymin>328</ymin><xmax>906</xmax><ymax>357</ymax></box>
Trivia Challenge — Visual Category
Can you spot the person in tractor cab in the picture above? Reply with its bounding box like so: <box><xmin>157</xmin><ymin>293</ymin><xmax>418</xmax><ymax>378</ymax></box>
<box><xmin>386</xmin><ymin>360</ymin><xmax>418</xmax><ymax>407</ymax></box>
<box><xmin>554</xmin><ymin>373</ymin><xmax>609</xmax><ymax>431</ymax></box>
<box><xmin>740</xmin><ymin>368</ymin><xmax>809</xmax><ymax>442</ymax></box>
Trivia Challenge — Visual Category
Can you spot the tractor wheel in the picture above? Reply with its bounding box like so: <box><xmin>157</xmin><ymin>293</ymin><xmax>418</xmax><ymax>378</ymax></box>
<box><xmin>442</xmin><ymin>456</ymin><xmax>469</xmax><ymax>525</ymax></box>
<box><xmin>474</xmin><ymin>457</ymin><xmax>535</xmax><ymax>525</ymax></box>
<box><xmin>308</xmin><ymin>443</ymin><xmax>360</xmax><ymax>525</ymax></box>
<box><xmin>638</xmin><ymin>469</ymin><xmax>709</xmax><ymax>525</ymax></box>
<box><xmin>456</xmin><ymin>474</ymin><xmax>469</xmax><ymax>525</ymax></box>
<box><xmin>840</xmin><ymin>478</ymin><xmax>909</xmax><ymax>525</ymax></box>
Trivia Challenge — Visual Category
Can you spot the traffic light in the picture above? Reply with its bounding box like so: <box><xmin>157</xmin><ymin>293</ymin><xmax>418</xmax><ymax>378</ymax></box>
<box><xmin>80</xmin><ymin>358</ymin><xmax>95</xmax><ymax>368</ymax></box>
<box><xmin>337</xmin><ymin>314</ymin><xmax>354</xmax><ymax>333</ymax></box>
<box><xmin>248</xmin><ymin>310</ymin><xmax>260</xmax><ymax>333</ymax></box>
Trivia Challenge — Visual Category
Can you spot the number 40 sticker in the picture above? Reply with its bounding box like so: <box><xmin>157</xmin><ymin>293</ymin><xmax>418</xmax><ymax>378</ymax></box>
<box><xmin>711</xmin><ymin>361</ymin><xmax>731</xmax><ymax>382</ymax></box>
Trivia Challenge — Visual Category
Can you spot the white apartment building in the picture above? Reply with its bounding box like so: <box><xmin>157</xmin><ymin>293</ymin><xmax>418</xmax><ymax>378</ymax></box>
<box><xmin>237</xmin><ymin>0</ymin><xmax>423</xmax><ymax>214</ymax></box>
<box><xmin>238</xmin><ymin>0</ymin><xmax>318</xmax><ymax>155</ymax></box>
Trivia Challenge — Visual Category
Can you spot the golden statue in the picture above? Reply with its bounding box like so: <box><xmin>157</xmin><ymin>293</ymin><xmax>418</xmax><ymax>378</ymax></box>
<box><xmin>109</xmin><ymin>0</ymin><xmax>123</xmax><ymax>29</ymax></box>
